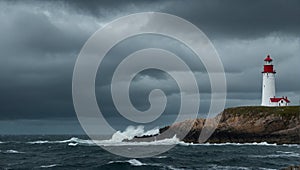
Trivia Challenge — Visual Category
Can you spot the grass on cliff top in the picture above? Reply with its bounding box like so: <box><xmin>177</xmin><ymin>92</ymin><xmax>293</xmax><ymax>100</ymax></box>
<box><xmin>224</xmin><ymin>106</ymin><xmax>300</xmax><ymax>117</ymax></box>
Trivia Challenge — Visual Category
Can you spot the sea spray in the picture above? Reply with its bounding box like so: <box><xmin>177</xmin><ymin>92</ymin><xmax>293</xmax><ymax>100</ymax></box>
<box><xmin>110</xmin><ymin>126</ymin><xmax>159</xmax><ymax>142</ymax></box>
<box><xmin>27</xmin><ymin>126</ymin><xmax>171</xmax><ymax>146</ymax></box>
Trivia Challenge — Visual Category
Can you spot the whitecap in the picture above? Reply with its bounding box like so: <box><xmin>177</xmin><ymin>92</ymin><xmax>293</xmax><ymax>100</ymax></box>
<box><xmin>27</xmin><ymin>137</ymin><xmax>94</xmax><ymax>145</ymax></box>
<box><xmin>40</xmin><ymin>164</ymin><xmax>58</xmax><ymax>168</ymax></box>
<box><xmin>68</xmin><ymin>142</ymin><xmax>78</xmax><ymax>146</ymax></box>
<box><xmin>276</xmin><ymin>151</ymin><xmax>296</xmax><ymax>154</ymax></box>
<box><xmin>282</xmin><ymin>144</ymin><xmax>300</xmax><ymax>148</ymax></box>
<box><xmin>179</xmin><ymin>142</ymin><xmax>282</xmax><ymax>146</ymax></box>
<box><xmin>28</xmin><ymin>140</ymin><xmax>50</xmax><ymax>144</ymax></box>
<box><xmin>249</xmin><ymin>152</ymin><xmax>300</xmax><ymax>158</ymax></box>
<box><xmin>0</xmin><ymin>149</ymin><xmax>24</xmax><ymax>154</ymax></box>
<box><xmin>166</xmin><ymin>165</ymin><xmax>184</xmax><ymax>170</ymax></box>
<box><xmin>127</xmin><ymin>159</ymin><xmax>145</xmax><ymax>166</ymax></box>
<box><xmin>174</xmin><ymin>140</ymin><xmax>300</xmax><ymax>147</ymax></box>
<box><xmin>108</xmin><ymin>159</ymin><xmax>182</xmax><ymax>169</ymax></box>
<box><xmin>155</xmin><ymin>155</ymin><xmax>168</xmax><ymax>159</ymax></box>
<box><xmin>205</xmin><ymin>142</ymin><xmax>277</xmax><ymax>146</ymax></box>
<box><xmin>108</xmin><ymin>159</ymin><xmax>145</xmax><ymax>166</ymax></box>
<box><xmin>209</xmin><ymin>164</ymin><xmax>250</xmax><ymax>170</ymax></box>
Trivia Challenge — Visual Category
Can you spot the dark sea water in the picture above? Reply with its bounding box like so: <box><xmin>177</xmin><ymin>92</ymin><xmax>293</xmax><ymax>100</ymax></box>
<box><xmin>0</xmin><ymin>135</ymin><xmax>299</xmax><ymax>170</ymax></box>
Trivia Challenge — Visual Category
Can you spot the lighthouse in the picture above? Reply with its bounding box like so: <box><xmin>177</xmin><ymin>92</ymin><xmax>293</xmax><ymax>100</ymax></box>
<box><xmin>261</xmin><ymin>55</ymin><xmax>290</xmax><ymax>106</ymax></box>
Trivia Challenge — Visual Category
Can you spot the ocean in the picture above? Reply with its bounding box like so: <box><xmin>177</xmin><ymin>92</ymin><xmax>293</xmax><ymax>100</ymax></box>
<box><xmin>0</xmin><ymin>134</ymin><xmax>299</xmax><ymax>170</ymax></box>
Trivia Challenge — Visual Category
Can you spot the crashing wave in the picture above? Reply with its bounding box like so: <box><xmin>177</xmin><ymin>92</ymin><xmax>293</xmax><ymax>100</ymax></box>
<box><xmin>27</xmin><ymin>126</ymin><xmax>179</xmax><ymax>146</ymax></box>
<box><xmin>108</xmin><ymin>125</ymin><xmax>159</xmax><ymax>142</ymax></box>
<box><xmin>26</xmin><ymin>125</ymin><xmax>300</xmax><ymax>147</ymax></box>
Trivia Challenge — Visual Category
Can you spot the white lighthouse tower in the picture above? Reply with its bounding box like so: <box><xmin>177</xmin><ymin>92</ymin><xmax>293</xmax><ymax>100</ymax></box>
<box><xmin>261</xmin><ymin>55</ymin><xmax>276</xmax><ymax>106</ymax></box>
<box><xmin>261</xmin><ymin>55</ymin><xmax>290</xmax><ymax>106</ymax></box>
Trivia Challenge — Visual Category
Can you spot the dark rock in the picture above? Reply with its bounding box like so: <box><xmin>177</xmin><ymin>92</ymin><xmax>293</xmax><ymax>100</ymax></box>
<box><xmin>282</xmin><ymin>165</ymin><xmax>300</xmax><ymax>170</ymax></box>
<box><xmin>131</xmin><ymin>106</ymin><xmax>300</xmax><ymax>144</ymax></box>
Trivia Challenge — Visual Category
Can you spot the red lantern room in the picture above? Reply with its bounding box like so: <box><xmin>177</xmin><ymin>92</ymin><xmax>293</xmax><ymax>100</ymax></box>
<box><xmin>262</xmin><ymin>55</ymin><xmax>276</xmax><ymax>73</ymax></box>
<box><xmin>264</xmin><ymin>55</ymin><xmax>273</xmax><ymax>62</ymax></box>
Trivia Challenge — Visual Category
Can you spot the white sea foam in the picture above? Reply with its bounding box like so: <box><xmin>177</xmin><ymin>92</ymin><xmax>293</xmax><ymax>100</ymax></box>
<box><xmin>179</xmin><ymin>142</ymin><xmax>291</xmax><ymax>146</ymax></box>
<box><xmin>108</xmin><ymin>159</ymin><xmax>182</xmax><ymax>169</ymax></box>
<box><xmin>141</xmin><ymin>127</ymin><xmax>160</xmax><ymax>136</ymax></box>
<box><xmin>276</xmin><ymin>151</ymin><xmax>296</xmax><ymax>154</ymax></box>
<box><xmin>27</xmin><ymin>126</ymin><xmax>178</xmax><ymax>146</ymax></box>
<box><xmin>127</xmin><ymin>159</ymin><xmax>145</xmax><ymax>166</ymax></box>
<box><xmin>166</xmin><ymin>166</ymin><xmax>184</xmax><ymax>170</ymax></box>
<box><xmin>73</xmin><ymin>126</ymin><xmax>178</xmax><ymax>146</ymax></box>
<box><xmin>283</xmin><ymin>144</ymin><xmax>300</xmax><ymax>148</ymax></box>
<box><xmin>28</xmin><ymin>140</ymin><xmax>50</xmax><ymax>144</ymax></box>
<box><xmin>26</xmin><ymin>125</ymin><xmax>300</xmax><ymax>147</ymax></box>
<box><xmin>209</xmin><ymin>164</ymin><xmax>251</xmax><ymax>170</ymax></box>
<box><xmin>28</xmin><ymin>136</ymin><xmax>300</xmax><ymax>148</ymax></box>
<box><xmin>40</xmin><ymin>164</ymin><xmax>58</xmax><ymax>168</ymax></box>
<box><xmin>92</xmin><ymin>126</ymin><xmax>177</xmax><ymax>146</ymax></box>
<box><xmin>0</xmin><ymin>149</ymin><xmax>24</xmax><ymax>154</ymax></box>
<box><xmin>68</xmin><ymin>142</ymin><xmax>78</xmax><ymax>146</ymax></box>
<box><xmin>108</xmin><ymin>159</ymin><xmax>145</xmax><ymax>166</ymax></box>
<box><xmin>213</xmin><ymin>165</ymin><xmax>277</xmax><ymax>170</ymax></box>
<box><xmin>200</xmin><ymin>142</ymin><xmax>277</xmax><ymax>146</ymax></box>
<box><xmin>27</xmin><ymin>137</ymin><xmax>94</xmax><ymax>145</ymax></box>
<box><xmin>108</xmin><ymin>126</ymin><xmax>159</xmax><ymax>142</ymax></box>
<box><xmin>94</xmin><ymin>135</ymin><xmax>179</xmax><ymax>146</ymax></box>
<box><xmin>249</xmin><ymin>152</ymin><xmax>300</xmax><ymax>158</ymax></box>
<box><xmin>155</xmin><ymin>155</ymin><xmax>168</xmax><ymax>159</ymax></box>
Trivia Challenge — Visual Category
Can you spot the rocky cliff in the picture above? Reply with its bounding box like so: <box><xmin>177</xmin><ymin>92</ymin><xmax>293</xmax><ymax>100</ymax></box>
<box><xmin>134</xmin><ymin>106</ymin><xmax>300</xmax><ymax>144</ymax></box>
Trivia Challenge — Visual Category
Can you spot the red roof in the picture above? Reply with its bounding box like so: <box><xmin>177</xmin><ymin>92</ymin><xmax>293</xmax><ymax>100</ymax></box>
<box><xmin>270</xmin><ymin>97</ymin><xmax>290</xmax><ymax>103</ymax></box>
<box><xmin>264</xmin><ymin>55</ymin><xmax>273</xmax><ymax>62</ymax></box>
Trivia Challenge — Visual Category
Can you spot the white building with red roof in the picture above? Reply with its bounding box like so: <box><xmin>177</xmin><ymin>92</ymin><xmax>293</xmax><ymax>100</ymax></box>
<box><xmin>261</xmin><ymin>55</ymin><xmax>291</xmax><ymax>106</ymax></box>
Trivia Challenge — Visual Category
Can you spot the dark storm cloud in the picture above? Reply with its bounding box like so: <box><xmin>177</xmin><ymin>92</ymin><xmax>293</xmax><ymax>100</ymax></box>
<box><xmin>60</xmin><ymin>0</ymin><xmax>163</xmax><ymax>16</ymax></box>
<box><xmin>162</xmin><ymin>0</ymin><xmax>300</xmax><ymax>39</ymax></box>
<box><xmin>0</xmin><ymin>0</ymin><xmax>101</xmax><ymax>120</ymax></box>
<box><xmin>61</xmin><ymin>0</ymin><xmax>300</xmax><ymax>39</ymax></box>
<box><xmin>0</xmin><ymin>0</ymin><xmax>299</xmax><ymax>129</ymax></box>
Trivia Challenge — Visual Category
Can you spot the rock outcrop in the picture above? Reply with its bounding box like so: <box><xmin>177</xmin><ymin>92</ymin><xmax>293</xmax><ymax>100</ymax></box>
<box><xmin>133</xmin><ymin>106</ymin><xmax>300</xmax><ymax>144</ymax></box>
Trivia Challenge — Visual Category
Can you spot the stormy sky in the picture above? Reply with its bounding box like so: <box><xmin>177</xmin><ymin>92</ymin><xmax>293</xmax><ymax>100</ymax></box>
<box><xmin>0</xmin><ymin>0</ymin><xmax>299</xmax><ymax>134</ymax></box>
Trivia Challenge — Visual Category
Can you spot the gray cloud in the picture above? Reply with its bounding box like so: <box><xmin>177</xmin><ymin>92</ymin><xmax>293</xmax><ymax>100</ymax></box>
<box><xmin>0</xmin><ymin>0</ymin><xmax>299</xmax><ymax>134</ymax></box>
<box><xmin>163</xmin><ymin>0</ymin><xmax>300</xmax><ymax>39</ymax></box>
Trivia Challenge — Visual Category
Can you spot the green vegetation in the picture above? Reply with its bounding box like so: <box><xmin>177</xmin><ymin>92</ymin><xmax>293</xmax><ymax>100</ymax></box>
<box><xmin>224</xmin><ymin>106</ymin><xmax>300</xmax><ymax>118</ymax></box>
